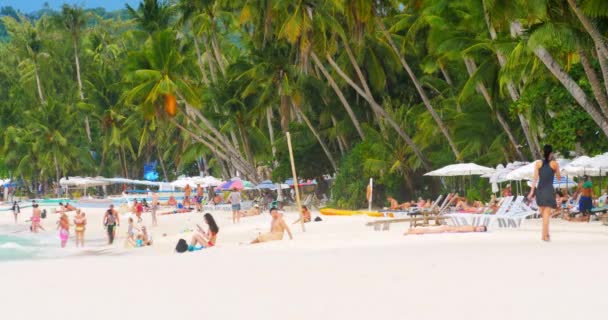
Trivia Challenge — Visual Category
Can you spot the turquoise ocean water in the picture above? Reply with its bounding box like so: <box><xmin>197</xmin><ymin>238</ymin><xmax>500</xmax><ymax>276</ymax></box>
<box><xmin>0</xmin><ymin>227</ymin><xmax>52</xmax><ymax>262</ymax></box>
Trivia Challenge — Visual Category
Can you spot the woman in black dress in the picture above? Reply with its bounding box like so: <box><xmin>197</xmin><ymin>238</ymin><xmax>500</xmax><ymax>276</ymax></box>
<box><xmin>528</xmin><ymin>145</ymin><xmax>561</xmax><ymax>241</ymax></box>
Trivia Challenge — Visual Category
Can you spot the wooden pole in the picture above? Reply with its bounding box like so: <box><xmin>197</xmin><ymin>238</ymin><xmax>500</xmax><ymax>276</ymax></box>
<box><xmin>286</xmin><ymin>132</ymin><xmax>305</xmax><ymax>232</ymax></box>
<box><xmin>368</xmin><ymin>178</ymin><xmax>373</xmax><ymax>212</ymax></box>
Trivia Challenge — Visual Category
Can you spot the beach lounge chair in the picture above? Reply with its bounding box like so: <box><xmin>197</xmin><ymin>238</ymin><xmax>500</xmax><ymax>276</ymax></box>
<box><xmin>447</xmin><ymin>196</ymin><xmax>513</xmax><ymax>227</ymax></box>
<box><xmin>495</xmin><ymin>196</ymin><xmax>537</xmax><ymax>228</ymax></box>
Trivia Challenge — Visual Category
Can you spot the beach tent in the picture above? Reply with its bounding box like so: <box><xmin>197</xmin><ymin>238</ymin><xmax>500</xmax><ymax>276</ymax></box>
<box><xmin>59</xmin><ymin>176</ymin><xmax>111</xmax><ymax>196</ymax></box>
<box><xmin>424</xmin><ymin>163</ymin><xmax>495</xmax><ymax>177</ymax></box>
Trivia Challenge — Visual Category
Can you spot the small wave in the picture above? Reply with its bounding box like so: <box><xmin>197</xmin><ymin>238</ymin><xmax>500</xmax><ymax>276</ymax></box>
<box><xmin>0</xmin><ymin>242</ymin><xmax>36</xmax><ymax>251</ymax></box>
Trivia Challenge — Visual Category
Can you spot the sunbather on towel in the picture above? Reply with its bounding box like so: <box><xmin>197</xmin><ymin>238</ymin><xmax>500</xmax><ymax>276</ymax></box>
<box><xmin>405</xmin><ymin>225</ymin><xmax>487</xmax><ymax>235</ymax></box>
<box><xmin>387</xmin><ymin>197</ymin><xmax>411</xmax><ymax>210</ymax></box>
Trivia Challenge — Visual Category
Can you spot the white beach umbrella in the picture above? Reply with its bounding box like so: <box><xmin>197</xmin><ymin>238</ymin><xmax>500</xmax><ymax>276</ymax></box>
<box><xmin>424</xmin><ymin>163</ymin><xmax>495</xmax><ymax>177</ymax></box>
<box><xmin>561</xmin><ymin>156</ymin><xmax>601</xmax><ymax>176</ymax></box>
<box><xmin>505</xmin><ymin>159</ymin><xmax>571</xmax><ymax>181</ymax></box>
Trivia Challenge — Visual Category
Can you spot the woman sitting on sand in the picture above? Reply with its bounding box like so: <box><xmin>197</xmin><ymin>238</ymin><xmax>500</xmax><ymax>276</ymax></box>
<box><xmin>73</xmin><ymin>210</ymin><xmax>87</xmax><ymax>247</ymax></box>
<box><xmin>190</xmin><ymin>213</ymin><xmax>219</xmax><ymax>249</ymax></box>
<box><xmin>387</xmin><ymin>197</ymin><xmax>411</xmax><ymax>210</ymax></box>
<box><xmin>406</xmin><ymin>225</ymin><xmax>487</xmax><ymax>235</ymax></box>
<box><xmin>251</xmin><ymin>208</ymin><xmax>293</xmax><ymax>244</ymax></box>
<box><xmin>293</xmin><ymin>205</ymin><xmax>312</xmax><ymax>224</ymax></box>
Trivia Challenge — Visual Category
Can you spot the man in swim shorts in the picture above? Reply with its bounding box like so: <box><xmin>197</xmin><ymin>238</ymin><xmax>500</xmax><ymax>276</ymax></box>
<box><xmin>251</xmin><ymin>208</ymin><xmax>293</xmax><ymax>244</ymax></box>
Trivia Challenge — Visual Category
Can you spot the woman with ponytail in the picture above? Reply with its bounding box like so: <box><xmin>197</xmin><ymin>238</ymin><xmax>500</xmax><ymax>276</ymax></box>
<box><xmin>528</xmin><ymin>145</ymin><xmax>561</xmax><ymax>241</ymax></box>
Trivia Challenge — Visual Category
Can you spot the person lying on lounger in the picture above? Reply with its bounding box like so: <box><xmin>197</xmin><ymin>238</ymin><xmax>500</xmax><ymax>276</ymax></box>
<box><xmin>242</xmin><ymin>204</ymin><xmax>261</xmax><ymax>217</ymax></box>
<box><xmin>405</xmin><ymin>225</ymin><xmax>487</xmax><ymax>235</ymax></box>
<box><xmin>387</xmin><ymin>197</ymin><xmax>411</xmax><ymax>210</ymax></box>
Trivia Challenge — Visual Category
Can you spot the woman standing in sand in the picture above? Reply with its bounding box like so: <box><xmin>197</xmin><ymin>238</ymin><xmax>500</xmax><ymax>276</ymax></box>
<box><xmin>528</xmin><ymin>145</ymin><xmax>561</xmax><ymax>242</ymax></box>
<box><xmin>73</xmin><ymin>210</ymin><xmax>87</xmax><ymax>247</ymax></box>
<box><xmin>58</xmin><ymin>213</ymin><xmax>70</xmax><ymax>248</ymax></box>
<box><xmin>11</xmin><ymin>201</ymin><xmax>20</xmax><ymax>223</ymax></box>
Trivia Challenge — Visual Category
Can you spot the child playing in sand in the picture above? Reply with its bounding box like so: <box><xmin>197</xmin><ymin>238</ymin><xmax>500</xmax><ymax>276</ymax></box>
<box><xmin>293</xmin><ymin>205</ymin><xmax>312</xmax><ymax>224</ymax></box>
<box><xmin>127</xmin><ymin>217</ymin><xmax>138</xmax><ymax>245</ymax></box>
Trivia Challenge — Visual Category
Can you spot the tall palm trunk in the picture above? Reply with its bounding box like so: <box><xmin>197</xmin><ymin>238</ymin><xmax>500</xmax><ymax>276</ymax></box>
<box><xmin>376</xmin><ymin>19</ymin><xmax>460</xmax><ymax>159</ymax></box>
<box><xmin>481</xmin><ymin>4</ymin><xmax>540</xmax><ymax>159</ymax></box>
<box><xmin>533</xmin><ymin>45</ymin><xmax>608</xmax><ymax>136</ymax></box>
<box><xmin>193</xmin><ymin>35</ymin><xmax>210</xmax><ymax>85</ymax></box>
<box><xmin>331</xmin><ymin>115</ymin><xmax>346</xmax><ymax>155</ymax></box>
<box><xmin>311</xmin><ymin>52</ymin><xmax>365</xmax><ymax>140</ymax></box>
<box><xmin>567</xmin><ymin>0</ymin><xmax>608</xmax><ymax>61</ymax></box>
<box><xmin>157</xmin><ymin>147</ymin><xmax>168</xmax><ymax>181</ymax></box>
<box><xmin>266</xmin><ymin>108</ymin><xmax>278</xmax><ymax>167</ymax></box>
<box><xmin>34</xmin><ymin>66</ymin><xmax>45</xmax><ymax>104</ymax></box>
<box><xmin>463</xmin><ymin>58</ymin><xmax>525</xmax><ymax>161</ymax></box>
<box><xmin>509</xmin><ymin>22</ymin><xmax>608</xmax><ymax>136</ymax></box>
<box><xmin>325</xmin><ymin>54</ymin><xmax>432</xmax><ymax>170</ymax></box>
<box><xmin>579</xmin><ymin>48</ymin><xmax>608</xmax><ymax>117</ymax></box>
<box><xmin>72</xmin><ymin>37</ymin><xmax>91</xmax><ymax>143</ymax></box>
<box><xmin>292</xmin><ymin>101</ymin><xmax>338</xmax><ymax>172</ymax></box>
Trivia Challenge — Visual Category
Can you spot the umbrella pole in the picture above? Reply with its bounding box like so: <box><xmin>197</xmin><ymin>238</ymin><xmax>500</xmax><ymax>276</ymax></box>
<box><xmin>286</xmin><ymin>132</ymin><xmax>305</xmax><ymax>232</ymax></box>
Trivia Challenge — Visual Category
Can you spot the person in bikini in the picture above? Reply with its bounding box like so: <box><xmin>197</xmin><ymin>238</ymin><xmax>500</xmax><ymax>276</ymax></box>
<box><xmin>251</xmin><ymin>208</ymin><xmax>293</xmax><ymax>244</ymax></box>
<box><xmin>405</xmin><ymin>225</ymin><xmax>487</xmax><ymax>235</ymax></box>
<box><xmin>58</xmin><ymin>212</ymin><xmax>70</xmax><ymax>248</ymax></box>
<box><xmin>73</xmin><ymin>210</ymin><xmax>87</xmax><ymax>247</ymax></box>
<box><xmin>189</xmin><ymin>213</ymin><xmax>219</xmax><ymax>250</ymax></box>
<box><xmin>387</xmin><ymin>196</ymin><xmax>411</xmax><ymax>210</ymax></box>
<box><xmin>151</xmin><ymin>191</ymin><xmax>159</xmax><ymax>226</ymax></box>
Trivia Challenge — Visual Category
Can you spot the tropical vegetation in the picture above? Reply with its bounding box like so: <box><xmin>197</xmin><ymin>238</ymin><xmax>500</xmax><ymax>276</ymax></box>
<box><xmin>1</xmin><ymin>0</ymin><xmax>608</xmax><ymax>208</ymax></box>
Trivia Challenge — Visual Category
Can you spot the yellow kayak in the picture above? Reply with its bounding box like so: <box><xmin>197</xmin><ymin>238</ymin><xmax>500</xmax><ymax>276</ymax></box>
<box><xmin>320</xmin><ymin>208</ymin><xmax>387</xmax><ymax>217</ymax></box>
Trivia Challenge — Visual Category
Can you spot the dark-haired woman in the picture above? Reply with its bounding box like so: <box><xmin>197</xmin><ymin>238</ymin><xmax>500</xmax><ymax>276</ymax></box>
<box><xmin>528</xmin><ymin>145</ymin><xmax>561</xmax><ymax>241</ymax></box>
<box><xmin>190</xmin><ymin>213</ymin><xmax>219</xmax><ymax>248</ymax></box>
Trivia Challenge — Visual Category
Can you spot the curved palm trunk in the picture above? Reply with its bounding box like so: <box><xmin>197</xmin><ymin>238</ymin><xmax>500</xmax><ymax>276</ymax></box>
<box><xmin>533</xmin><ymin>45</ymin><xmax>608</xmax><ymax>136</ymax></box>
<box><xmin>463</xmin><ymin>58</ymin><xmax>525</xmax><ymax>161</ymax></box>
<box><xmin>72</xmin><ymin>37</ymin><xmax>91</xmax><ymax>143</ymax></box>
<box><xmin>579</xmin><ymin>48</ymin><xmax>608</xmax><ymax>118</ymax></box>
<box><xmin>292</xmin><ymin>101</ymin><xmax>338</xmax><ymax>172</ymax></box>
<box><xmin>193</xmin><ymin>35</ymin><xmax>210</xmax><ymax>85</ymax></box>
<box><xmin>481</xmin><ymin>4</ymin><xmax>540</xmax><ymax>159</ymax></box>
<box><xmin>311</xmin><ymin>52</ymin><xmax>365</xmax><ymax>140</ymax></box>
<box><xmin>567</xmin><ymin>0</ymin><xmax>608</xmax><ymax>61</ymax></box>
<box><xmin>375</xmin><ymin>19</ymin><xmax>460</xmax><ymax>159</ymax></box>
<box><xmin>169</xmin><ymin>118</ymin><xmax>259</xmax><ymax>182</ymax></box>
<box><xmin>325</xmin><ymin>54</ymin><xmax>432</xmax><ymax>170</ymax></box>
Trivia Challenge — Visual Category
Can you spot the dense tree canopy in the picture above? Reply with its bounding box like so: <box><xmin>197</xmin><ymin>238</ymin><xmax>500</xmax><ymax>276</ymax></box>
<box><xmin>1</xmin><ymin>0</ymin><xmax>608</xmax><ymax>206</ymax></box>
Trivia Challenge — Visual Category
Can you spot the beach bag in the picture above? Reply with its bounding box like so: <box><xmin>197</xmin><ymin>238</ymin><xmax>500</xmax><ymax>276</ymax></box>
<box><xmin>175</xmin><ymin>239</ymin><xmax>189</xmax><ymax>253</ymax></box>
<box><xmin>314</xmin><ymin>216</ymin><xmax>322</xmax><ymax>222</ymax></box>
<box><xmin>41</xmin><ymin>209</ymin><xmax>47</xmax><ymax>219</ymax></box>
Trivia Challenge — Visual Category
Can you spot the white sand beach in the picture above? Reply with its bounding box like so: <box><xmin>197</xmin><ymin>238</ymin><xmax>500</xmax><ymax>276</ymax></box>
<box><xmin>1</xmin><ymin>207</ymin><xmax>607</xmax><ymax>320</ymax></box>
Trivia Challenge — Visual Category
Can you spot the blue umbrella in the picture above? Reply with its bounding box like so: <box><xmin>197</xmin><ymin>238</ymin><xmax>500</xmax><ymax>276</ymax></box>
<box><xmin>257</xmin><ymin>180</ymin><xmax>276</xmax><ymax>189</ymax></box>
